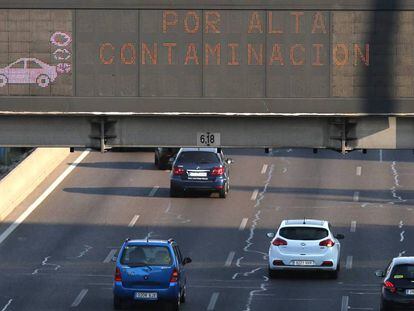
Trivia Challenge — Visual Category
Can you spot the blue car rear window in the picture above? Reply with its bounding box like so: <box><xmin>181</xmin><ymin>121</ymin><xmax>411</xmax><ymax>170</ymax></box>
<box><xmin>121</xmin><ymin>245</ymin><xmax>172</xmax><ymax>267</ymax></box>
<box><xmin>176</xmin><ymin>152</ymin><xmax>220</xmax><ymax>164</ymax></box>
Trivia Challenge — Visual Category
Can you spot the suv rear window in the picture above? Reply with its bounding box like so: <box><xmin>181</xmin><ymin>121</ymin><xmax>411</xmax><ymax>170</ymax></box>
<box><xmin>279</xmin><ymin>227</ymin><xmax>328</xmax><ymax>240</ymax></box>
<box><xmin>392</xmin><ymin>264</ymin><xmax>414</xmax><ymax>279</ymax></box>
<box><xmin>121</xmin><ymin>245</ymin><xmax>172</xmax><ymax>267</ymax></box>
<box><xmin>176</xmin><ymin>152</ymin><xmax>219</xmax><ymax>164</ymax></box>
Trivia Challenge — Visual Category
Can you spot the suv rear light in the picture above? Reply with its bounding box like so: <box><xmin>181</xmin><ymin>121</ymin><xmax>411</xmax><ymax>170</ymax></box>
<box><xmin>319</xmin><ymin>239</ymin><xmax>335</xmax><ymax>247</ymax></box>
<box><xmin>115</xmin><ymin>267</ymin><xmax>122</xmax><ymax>282</ymax></box>
<box><xmin>211</xmin><ymin>166</ymin><xmax>225</xmax><ymax>176</ymax></box>
<box><xmin>173</xmin><ymin>166</ymin><xmax>185</xmax><ymax>175</ymax></box>
<box><xmin>321</xmin><ymin>261</ymin><xmax>333</xmax><ymax>267</ymax></box>
<box><xmin>272</xmin><ymin>238</ymin><xmax>288</xmax><ymax>246</ymax></box>
<box><xmin>384</xmin><ymin>281</ymin><xmax>397</xmax><ymax>293</ymax></box>
<box><xmin>273</xmin><ymin>260</ymin><xmax>284</xmax><ymax>266</ymax></box>
<box><xmin>170</xmin><ymin>269</ymin><xmax>179</xmax><ymax>283</ymax></box>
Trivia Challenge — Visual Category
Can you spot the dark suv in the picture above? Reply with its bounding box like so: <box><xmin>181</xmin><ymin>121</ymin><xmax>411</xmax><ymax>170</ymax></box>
<box><xmin>376</xmin><ymin>256</ymin><xmax>414</xmax><ymax>310</ymax></box>
<box><xmin>155</xmin><ymin>148</ymin><xmax>180</xmax><ymax>170</ymax></box>
<box><xmin>169</xmin><ymin>148</ymin><xmax>233</xmax><ymax>198</ymax></box>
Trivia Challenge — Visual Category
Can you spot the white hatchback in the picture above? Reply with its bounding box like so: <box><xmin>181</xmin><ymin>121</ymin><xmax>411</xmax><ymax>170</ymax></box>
<box><xmin>267</xmin><ymin>219</ymin><xmax>344</xmax><ymax>279</ymax></box>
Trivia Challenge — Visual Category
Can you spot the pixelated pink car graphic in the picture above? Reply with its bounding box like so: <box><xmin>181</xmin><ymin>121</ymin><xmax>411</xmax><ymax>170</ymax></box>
<box><xmin>0</xmin><ymin>58</ymin><xmax>58</xmax><ymax>88</ymax></box>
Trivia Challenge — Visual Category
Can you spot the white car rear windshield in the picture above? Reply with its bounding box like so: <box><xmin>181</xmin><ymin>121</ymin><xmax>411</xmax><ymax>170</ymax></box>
<box><xmin>279</xmin><ymin>227</ymin><xmax>328</xmax><ymax>241</ymax></box>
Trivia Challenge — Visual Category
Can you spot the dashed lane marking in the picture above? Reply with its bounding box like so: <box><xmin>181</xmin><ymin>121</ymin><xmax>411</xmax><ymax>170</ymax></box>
<box><xmin>261</xmin><ymin>164</ymin><xmax>268</xmax><ymax>174</ymax></box>
<box><xmin>239</xmin><ymin>218</ymin><xmax>248</xmax><ymax>231</ymax></box>
<box><xmin>71</xmin><ymin>289</ymin><xmax>88</xmax><ymax>307</ymax></box>
<box><xmin>128</xmin><ymin>215</ymin><xmax>140</xmax><ymax>227</ymax></box>
<box><xmin>353</xmin><ymin>192</ymin><xmax>359</xmax><ymax>202</ymax></box>
<box><xmin>0</xmin><ymin>149</ymin><xmax>90</xmax><ymax>245</ymax></box>
<box><xmin>1</xmin><ymin>299</ymin><xmax>12</xmax><ymax>311</ymax></box>
<box><xmin>341</xmin><ymin>296</ymin><xmax>349</xmax><ymax>311</ymax></box>
<box><xmin>346</xmin><ymin>256</ymin><xmax>353</xmax><ymax>270</ymax></box>
<box><xmin>103</xmin><ymin>249</ymin><xmax>117</xmax><ymax>263</ymax></box>
<box><xmin>251</xmin><ymin>189</ymin><xmax>259</xmax><ymax>201</ymax></box>
<box><xmin>207</xmin><ymin>292</ymin><xmax>219</xmax><ymax>310</ymax></box>
<box><xmin>148</xmin><ymin>186</ymin><xmax>159</xmax><ymax>197</ymax></box>
<box><xmin>351</xmin><ymin>221</ymin><xmax>357</xmax><ymax>233</ymax></box>
<box><xmin>356</xmin><ymin>166</ymin><xmax>362</xmax><ymax>176</ymax></box>
<box><xmin>225</xmin><ymin>251</ymin><xmax>235</xmax><ymax>267</ymax></box>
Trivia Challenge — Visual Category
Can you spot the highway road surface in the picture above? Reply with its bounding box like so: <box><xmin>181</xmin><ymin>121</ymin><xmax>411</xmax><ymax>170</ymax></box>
<box><xmin>0</xmin><ymin>148</ymin><xmax>413</xmax><ymax>311</ymax></box>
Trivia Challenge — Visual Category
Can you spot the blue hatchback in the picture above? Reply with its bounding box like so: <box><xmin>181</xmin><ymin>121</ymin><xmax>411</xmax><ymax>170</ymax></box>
<box><xmin>113</xmin><ymin>238</ymin><xmax>192</xmax><ymax>310</ymax></box>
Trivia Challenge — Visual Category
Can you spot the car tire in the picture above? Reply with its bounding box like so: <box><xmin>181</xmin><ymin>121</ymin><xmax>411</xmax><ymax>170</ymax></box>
<box><xmin>268</xmin><ymin>268</ymin><xmax>279</xmax><ymax>279</ymax></box>
<box><xmin>0</xmin><ymin>74</ymin><xmax>7</xmax><ymax>87</ymax></box>
<box><xmin>36</xmin><ymin>74</ymin><xmax>51</xmax><ymax>88</ymax></box>
<box><xmin>380</xmin><ymin>300</ymin><xmax>392</xmax><ymax>311</ymax></box>
<box><xmin>165</xmin><ymin>299</ymin><xmax>180</xmax><ymax>311</ymax></box>
<box><xmin>170</xmin><ymin>187</ymin><xmax>182</xmax><ymax>198</ymax></box>
<box><xmin>219</xmin><ymin>182</ymin><xmax>229</xmax><ymax>198</ymax></box>
<box><xmin>180</xmin><ymin>286</ymin><xmax>186</xmax><ymax>303</ymax></box>
<box><xmin>113</xmin><ymin>296</ymin><xmax>123</xmax><ymax>310</ymax></box>
<box><xmin>329</xmin><ymin>269</ymin><xmax>339</xmax><ymax>279</ymax></box>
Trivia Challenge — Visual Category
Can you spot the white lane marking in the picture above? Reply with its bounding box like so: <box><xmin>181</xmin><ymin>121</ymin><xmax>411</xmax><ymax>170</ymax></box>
<box><xmin>261</xmin><ymin>164</ymin><xmax>268</xmax><ymax>174</ymax></box>
<box><xmin>399</xmin><ymin>250</ymin><xmax>406</xmax><ymax>257</ymax></box>
<box><xmin>71</xmin><ymin>289</ymin><xmax>88</xmax><ymax>307</ymax></box>
<box><xmin>0</xmin><ymin>149</ymin><xmax>90</xmax><ymax>245</ymax></box>
<box><xmin>128</xmin><ymin>215</ymin><xmax>140</xmax><ymax>227</ymax></box>
<box><xmin>225</xmin><ymin>251</ymin><xmax>235</xmax><ymax>267</ymax></box>
<box><xmin>148</xmin><ymin>186</ymin><xmax>159</xmax><ymax>197</ymax></box>
<box><xmin>32</xmin><ymin>256</ymin><xmax>61</xmax><ymax>275</ymax></box>
<box><xmin>207</xmin><ymin>292</ymin><xmax>219</xmax><ymax>310</ymax></box>
<box><xmin>391</xmin><ymin>161</ymin><xmax>401</xmax><ymax>187</ymax></box>
<box><xmin>239</xmin><ymin>218</ymin><xmax>248</xmax><ymax>231</ymax></box>
<box><xmin>356</xmin><ymin>166</ymin><xmax>362</xmax><ymax>176</ymax></box>
<box><xmin>399</xmin><ymin>221</ymin><xmax>404</xmax><ymax>229</ymax></box>
<box><xmin>1</xmin><ymin>299</ymin><xmax>12</xmax><ymax>311</ymax></box>
<box><xmin>400</xmin><ymin>231</ymin><xmax>405</xmax><ymax>242</ymax></box>
<box><xmin>379</xmin><ymin>149</ymin><xmax>383</xmax><ymax>162</ymax></box>
<box><xmin>75</xmin><ymin>245</ymin><xmax>93</xmax><ymax>259</ymax></box>
<box><xmin>341</xmin><ymin>296</ymin><xmax>349</xmax><ymax>311</ymax></box>
<box><xmin>251</xmin><ymin>189</ymin><xmax>259</xmax><ymax>201</ymax></box>
<box><xmin>103</xmin><ymin>249</ymin><xmax>117</xmax><ymax>263</ymax></box>
<box><xmin>350</xmin><ymin>221</ymin><xmax>357</xmax><ymax>233</ymax></box>
<box><xmin>282</xmin><ymin>167</ymin><xmax>288</xmax><ymax>174</ymax></box>
<box><xmin>353</xmin><ymin>192</ymin><xmax>359</xmax><ymax>202</ymax></box>
<box><xmin>346</xmin><ymin>256</ymin><xmax>353</xmax><ymax>270</ymax></box>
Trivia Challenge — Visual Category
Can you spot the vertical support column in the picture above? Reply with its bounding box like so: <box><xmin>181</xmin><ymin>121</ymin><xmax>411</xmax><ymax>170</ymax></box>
<box><xmin>100</xmin><ymin>119</ymin><xmax>106</xmax><ymax>153</ymax></box>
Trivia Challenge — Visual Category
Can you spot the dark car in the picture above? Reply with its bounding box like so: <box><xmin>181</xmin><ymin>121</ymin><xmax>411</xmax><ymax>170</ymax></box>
<box><xmin>376</xmin><ymin>257</ymin><xmax>414</xmax><ymax>310</ymax></box>
<box><xmin>113</xmin><ymin>238</ymin><xmax>191</xmax><ymax>311</ymax></box>
<box><xmin>155</xmin><ymin>148</ymin><xmax>180</xmax><ymax>170</ymax></box>
<box><xmin>169</xmin><ymin>148</ymin><xmax>233</xmax><ymax>198</ymax></box>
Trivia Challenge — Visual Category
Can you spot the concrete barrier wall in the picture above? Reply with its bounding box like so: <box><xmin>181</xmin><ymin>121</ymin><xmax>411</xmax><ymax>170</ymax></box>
<box><xmin>0</xmin><ymin>148</ymin><xmax>70</xmax><ymax>221</ymax></box>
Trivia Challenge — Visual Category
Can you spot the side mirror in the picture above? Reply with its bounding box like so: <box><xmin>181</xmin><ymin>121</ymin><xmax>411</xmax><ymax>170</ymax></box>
<box><xmin>375</xmin><ymin>270</ymin><xmax>385</xmax><ymax>277</ymax></box>
<box><xmin>182</xmin><ymin>257</ymin><xmax>192</xmax><ymax>265</ymax></box>
<box><xmin>226</xmin><ymin>158</ymin><xmax>234</xmax><ymax>165</ymax></box>
<box><xmin>168</xmin><ymin>157</ymin><xmax>175</xmax><ymax>164</ymax></box>
<box><xmin>335</xmin><ymin>234</ymin><xmax>345</xmax><ymax>240</ymax></box>
<box><xmin>111</xmin><ymin>256</ymin><xmax>117</xmax><ymax>263</ymax></box>
<box><xmin>267</xmin><ymin>232</ymin><xmax>275</xmax><ymax>238</ymax></box>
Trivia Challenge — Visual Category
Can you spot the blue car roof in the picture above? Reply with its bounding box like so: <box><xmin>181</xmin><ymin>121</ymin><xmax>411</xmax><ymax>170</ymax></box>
<box><xmin>125</xmin><ymin>239</ymin><xmax>171</xmax><ymax>247</ymax></box>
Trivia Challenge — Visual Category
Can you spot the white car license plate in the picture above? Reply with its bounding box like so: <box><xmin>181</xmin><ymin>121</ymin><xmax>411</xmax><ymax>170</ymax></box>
<box><xmin>406</xmin><ymin>289</ymin><xmax>414</xmax><ymax>295</ymax></box>
<box><xmin>188</xmin><ymin>172</ymin><xmax>207</xmax><ymax>177</ymax></box>
<box><xmin>292</xmin><ymin>260</ymin><xmax>314</xmax><ymax>266</ymax></box>
<box><xmin>135</xmin><ymin>292</ymin><xmax>158</xmax><ymax>300</ymax></box>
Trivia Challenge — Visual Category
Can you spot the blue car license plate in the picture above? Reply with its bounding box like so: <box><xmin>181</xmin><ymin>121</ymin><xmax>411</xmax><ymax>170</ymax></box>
<box><xmin>135</xmin><ymin>292</ymin><xmax>158</xmax><ymax>300</ymax></box>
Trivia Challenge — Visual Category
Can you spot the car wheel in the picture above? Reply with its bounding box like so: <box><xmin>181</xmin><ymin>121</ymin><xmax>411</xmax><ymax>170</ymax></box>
<box><xmin>329</xmin><ymin>269</ymin><xmax>339</xmax><ymax>279</ymax></box>
<box><xmin>268</xmin><ymin>268</ymin><xmax>279</xmax><ymax>279</ymax></box>
<box><xmin>36</xmin><ymin>74</ymin><xmax>51</xmax><ymax>88</ymax></box>
<box><xmin>0</xmin><ymin>74</ymin><xmax>7</xmax><ymax>87</ymax></box>
<box><xmin>219</xmin><ymin>183</ymin><xmax>228</xmax><ymax>198</ymax></box>
<box><xmin>170</xmin><ymin>187</ymin><xmax>182</xmax><ymax>198</ymax></box>
<box><xmin>380</xmin><ymin>300</ymin><xmax>391</xmax><ymax>311</ymax></box>
<box><xmin>165</xmin><ymin>299</ymin><xmax>180</xmax><ymax>311</ymax></box>
<box><xmin>113</xmin><ymin>296</ymin><xmax>123</xmax><ymax>310</ymax></box>
<box><xmin>180</xmin><ymin>286</ymin><xmax>187</xmax><ymax>303</ymax></box>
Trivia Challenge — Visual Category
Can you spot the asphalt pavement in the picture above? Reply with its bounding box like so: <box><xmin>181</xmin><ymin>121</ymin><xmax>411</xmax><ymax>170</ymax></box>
<box><xmin>0</xmin><ymin>148</ymin><xmax>413</xmax><ymax>311</ymax></box>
